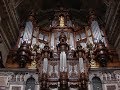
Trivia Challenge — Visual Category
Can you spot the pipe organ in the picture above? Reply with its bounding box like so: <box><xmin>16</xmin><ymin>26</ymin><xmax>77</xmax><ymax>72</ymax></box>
<box><xmin>17</xmin><ymin>8</ymin><xmax>108</xmax><ymax>90</ymax></box>
<box><xmin>4</xmin><ymin>7</ymin><xmax>119</xmax><ymax>90</ymax></box>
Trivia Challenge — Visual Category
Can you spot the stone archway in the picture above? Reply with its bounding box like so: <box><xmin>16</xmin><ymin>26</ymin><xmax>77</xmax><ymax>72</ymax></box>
<box><xmin>92</xmin><ymin>76</ymin><xmax>102</xmax><ymax>90</ymax></box>
<box><xmin>25</xmin><ymin>76</ymin><xmax>35</xmax><ymax>90</ymax></box>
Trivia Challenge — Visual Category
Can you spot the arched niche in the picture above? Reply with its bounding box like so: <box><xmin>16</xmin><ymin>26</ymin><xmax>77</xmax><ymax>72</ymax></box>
<box><xmin>92</xmin><ymin>76</ymin><xmax>102</xmax><ymax>90</ymax></box>
<box><xmin>25</xmin><ymin>76</ymin><xmax>35</xmax><ymax>90</ymax></box>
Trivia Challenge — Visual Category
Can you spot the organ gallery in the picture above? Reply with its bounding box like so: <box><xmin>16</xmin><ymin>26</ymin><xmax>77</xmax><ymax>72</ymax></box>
<box><xmin>0</xmin><ymin>0</ymin><xmax>120</xmax><ymax>90</ymax></box>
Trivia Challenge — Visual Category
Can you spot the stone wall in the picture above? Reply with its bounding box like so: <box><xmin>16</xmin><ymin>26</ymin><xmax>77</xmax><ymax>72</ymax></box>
<box><xmin>88</xmin><ymin>68</ymin><xmax>120</xmax><ymax>90</ymax></box>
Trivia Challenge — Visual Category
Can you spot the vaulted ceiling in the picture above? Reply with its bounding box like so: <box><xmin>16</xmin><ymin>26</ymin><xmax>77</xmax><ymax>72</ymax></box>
<box><xmin>16</xmin><ymin>0</ymin><xmax>107</xmax><ymax>24</ymax></box>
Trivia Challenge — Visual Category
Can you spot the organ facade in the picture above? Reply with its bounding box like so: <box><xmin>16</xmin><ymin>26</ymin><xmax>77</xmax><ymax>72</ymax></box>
<box><xmin>0</xmin><ymin>7</ymin><xmax>120</xmax><ymax>90</ymax></box>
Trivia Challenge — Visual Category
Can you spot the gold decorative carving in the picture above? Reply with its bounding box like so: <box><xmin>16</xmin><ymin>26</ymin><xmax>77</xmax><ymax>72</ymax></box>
<box><xmin>59</xmin><ymin>16</ymin><xmax>64</xmax><ymax>27</ymax></box>
<box><xmin>28</xmin><ymin>59</ymin><xmax>37</xmax><ymax>69</ymax></box>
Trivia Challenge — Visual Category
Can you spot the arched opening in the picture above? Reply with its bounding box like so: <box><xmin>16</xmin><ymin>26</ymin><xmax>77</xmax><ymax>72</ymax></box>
<box><xmin>25</xmin><ymin>76</ymin><xmax>35</xmax><ymax>90</ymax></box>
<box><xmin>92</xmin><ymin>76</ymin><xmax>102</xmax><ymax>90</ymax></box>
